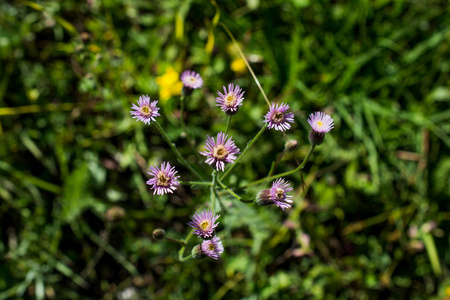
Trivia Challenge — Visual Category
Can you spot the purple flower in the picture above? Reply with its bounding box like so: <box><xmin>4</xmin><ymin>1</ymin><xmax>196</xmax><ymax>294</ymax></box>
<box><xmin>270</xmin><ymin>178</ymin><xmax>293</xmax><ymax>210</ymax></box>
<box><xmin>263</xmin><ymin>102</ymin><xmax>295</xmax><ymax>131</ymax></box>
<box><xmin>199</xmin><ymin>132</ymin><xmax>240</xmax><ymax>172</ymax></box>
<box><xmin>307</xmin><ymin>112</ymin><xmax>334</xmax><ymax>133</ymax></box>
<box><xmin>201</xmin><ymin>236</ymin><xmax>224</xmax><ymax>260</ymax></box>
<box><xmin>130</xmin><ymin>95</ymin><xmax>160</xmax><ymax>124</ymax></box>
<box><xmin>256</xmin><ymin>178</ymin><xmax>293</xmax><ymax>211</ymax></box>
<box><xmin>180</xmin><ymin>70</ymin><xmax>203</xmax><ymax>89</ymax></box>
<box><xmin>216</xmin><ymin>83</ymin><xmax>245</xmax><ymax>115</ymax></box>
<box><xmin>146</xmin><ymin>162</ymin><xmax>180</xmax><ymax>195</ymax></box>
<box><xmin>307</xmin><ymin>111</ymin><xmax>334</xmax><ymax>145</ymax></box>
<box><xmin>187</xmin><ymin>209</ymin><xmax>220</xmax><ymax>239</ymax></box>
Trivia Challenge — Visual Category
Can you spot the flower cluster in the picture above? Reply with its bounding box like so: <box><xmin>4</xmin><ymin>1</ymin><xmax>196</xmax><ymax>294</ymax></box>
<box><xmin>129</xmin><ymin>68</ymin><xmax>336</xmax><ymax>263</ymax></box>
<box><xmin>188</xmin><ymin>209</ymin><xmax>224</xmax><ymax>260</ymax></box>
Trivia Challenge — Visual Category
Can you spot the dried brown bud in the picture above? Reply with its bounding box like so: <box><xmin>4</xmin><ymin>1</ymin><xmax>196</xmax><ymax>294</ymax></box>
<box><xmin>284</xmin><ymin>139</ymin><xmax>298</xmax><ymax>152</ymax></box>
<box><xmin>104</xmin><ymin>206</ymin><xmax>126</xmax><ymax>222</ymax></box>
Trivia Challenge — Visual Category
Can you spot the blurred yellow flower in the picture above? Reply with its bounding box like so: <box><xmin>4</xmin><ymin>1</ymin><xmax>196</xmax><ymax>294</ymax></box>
<box><xmin>231</xmin><ymin>58</ymin><xmax>246</xmax><ymax>74</ymax></box>
<box><xmin>156</xmin><ymin>67</ymin><xmax>182</xmax><ymax>101</ymax></box>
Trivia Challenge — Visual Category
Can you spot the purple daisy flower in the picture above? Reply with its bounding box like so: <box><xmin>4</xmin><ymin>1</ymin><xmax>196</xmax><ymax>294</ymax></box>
<box><xmin>201</xmin><ymin>236</ymin><xmax>224</xmax><ymax>260</ymax></box>
<box><xmin>270</xmin><ymin>178</ymin><xmax>294</xmax><ymax>211</ymax></box>
<box><xmin>130</xmin><ymin>95</ymin><xmax>160</xmax><ymax>124</ymax></box>
<box><xmin>263</xmin><ymin>102</ymin><xmax>295</xmax><ymax>131</ymax></box>
<box><xmin>216</xmin><ymin>83</ymin><xmax>245</xmax><ymax>115</ymax></box>
<box><xmin>199</xmin><ymin>132</ymin><xmax>240</xmax><ymax>172</ymax></box>
<box><xmin>146</xmin><ymin>162</ymin><xmax>180</xmax><ymax>195</ymax></box>
<box><xmin>187</xmin><ymin>209</ymin><xmax>220</xmax><ymax>239</ymax></box>
<box><xmin>256</xmin><ymin>178</ymin><xmax>293</xmax><ymax>211</ymax></box>
<box><xmin>180</xmin><ymin>70</ymin><xmax>203</xmax><ymax>96</ymax></box>
<box><xmin>307</xmin><ymin>111</ymin><xmax>334</xmax><ymax>145</ymax></box>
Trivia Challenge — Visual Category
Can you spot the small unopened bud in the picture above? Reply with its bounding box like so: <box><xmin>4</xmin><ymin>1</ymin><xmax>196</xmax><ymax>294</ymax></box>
<box><xmin>255</xmin><ymin>189</ymin><xmax>274</xmax><ymax>206</ymax></box>
<box><xmin>152</xmin><ymin>228</ymin><xmax>166</xmax><ymax>240</ymax></box>
<box><xmin>104</xmin><ymin>206</ymin><xmax>126</xmax><ymax>222</ymax></box>
<box><xmin>182</xmin><ymin>86</ymin><xmax>194</xmax><ymax>96</ymax></box>
<box><xmin>191</xmin><ymin>244</ymin><xmax>206</xmax><ymax>259</ymax></box>
<box><xmin>284</xmin><ymin>140</ymin><xmax>298</xmax><ymax>152</ymax></box>
<box><xmin>421</xmin><ymin>220</ymin><xmax>437</xmax><ymax>233</ymax></box>
<box><xmin>308</xmin><ymin>130</ymin><xmax>325</xmax><ymax>146</ymax></box>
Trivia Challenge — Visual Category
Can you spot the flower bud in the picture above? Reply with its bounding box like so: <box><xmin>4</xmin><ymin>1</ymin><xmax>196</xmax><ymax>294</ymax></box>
<box><xmin>191</xmin><ymin>244</ymin><xmax>206</xmax><ymax>259</ymax></box>
<box><xmin>308</xmin><ymin>130</ymin><xmax>325</xmax><ymax>146</ymax></box>
<box><xmin>152</xmin><ymin>228</ymin><xmax>166</xmax><ymax>240</ymax></box>
<box><xmin>255</xmin><ymin>189</ymin><xmax>274</xmax><ymax>206</ymax></box>
<box><xmin>104</xmin><ymin>206</ymin><xmax>126</xmax><ymax>222</ymax></box>
<box><xmin>284</xmin><ymin>139</ymin><xmax>298</xmax><ymax>152</ymax></box>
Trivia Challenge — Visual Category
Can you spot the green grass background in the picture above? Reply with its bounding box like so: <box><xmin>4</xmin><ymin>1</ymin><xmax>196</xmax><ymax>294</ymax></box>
<box><xmin>0</xmin><ymin>0</ymin><xmax>449</xmax><ymax>299</ymax></box>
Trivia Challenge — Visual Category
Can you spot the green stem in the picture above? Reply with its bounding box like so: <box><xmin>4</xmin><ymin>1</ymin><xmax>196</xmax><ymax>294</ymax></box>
<box><xmin>225</xmin><ymin>115</ymin><xmax>232</xmax><ymax>135</ymax></box>
<box><xmin>216</xmin><ymin>178</ymin><xmax>254</xmax><ymax>204</ymax></box>
<box><xmin>220</xmin><ymin>124</ymin><xmax>267</xmax><ymax>181</ymax></box>
<box><xmin>245</xmin><ymin>145</ymin><xmax>315</xmax><ymax>187</ymax></box>
<box><xmin>219</xmin><ymin>22</ymin><xmax>271</xmax><ymax>107</ymax></box>
<box><xmin>216</xmin><ymin>178</ymin><xmax>240</xmax><ymax>201</ymax></box>
<box><xmin>210</xmin><ymin>170</ymin><xmax>217</xmax><ymax>213</ymax></box>
<box><xmin>179</xmin><ymin>181</ymin><xmax>212</xmax><ymax>186</ymax></box>
<box><xmin>164</xmin><ymin>236</ymin><xmax>186</xmax><ymax>246</ymax></box>
<box><xmin>270</xmin><ymin>150</ymin><xmax>286</xmax><ymax>176</ymax></box>
<box><xmin>179</xmin><ymin>254</ymin><xmax>192</xmax><ymax>262</ymax></box>
<box><xmin>180</xmin><ymin>95</ymin><xmax>188</xmax><ymax>135</ymax></box>
<box><xmin>153</xmin><ymin>120</ymin><xmax>206</xmax><ymax>180</ymax></box>
<box><xmin>178</xmin><ymin>232</ymin><xmax>193</xmax><ymax>262</ymax></box>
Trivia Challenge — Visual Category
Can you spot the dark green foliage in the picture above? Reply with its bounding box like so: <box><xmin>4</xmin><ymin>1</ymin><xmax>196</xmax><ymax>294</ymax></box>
<box><xmin>0</xmin><ymin>0</ymin><xmax>449</xmax><ymax>299</ymax></box>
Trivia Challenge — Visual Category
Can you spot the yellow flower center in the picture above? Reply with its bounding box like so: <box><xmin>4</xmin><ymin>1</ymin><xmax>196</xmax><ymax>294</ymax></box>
<box><xmin>189</xmin><ymin>77</ymin><xmax>196</xmax><ymax>82</ymax></box>
<box><xmin>200</xmin><ymin>220</ymin><xmax>210</xmax><ymax>230</ymax></box>
<box><xmin>317</xmin><ymin>121</ymin><xmax>324</xmax><ymax>127</ymax></box>
<box><xmin>225</xmin><ymin>94</ymin><xmax>237</xmax><ymax>107</ymax></box>
<box><xmin>213</xmin><ymin>145</ymin><xmax>229</xmax><ymax>160</ymax></box>
<box><xmin>275</xmin><ymin>188</ymin><xmax>284</xmax><ymax>199</ymax></box>
<box><xmin>208</xmin><ymin>244</ymin><xmax>215</xmax><ymax>251</ymax></box>
<box><xmin>156</xmin><ymin>171</ymin><xmax>170</xmax><ymax>187</ymax></box>
<box><xmin>273</xmin><ymin>112</ymin><xmax>284</xmax><ymax>123</ymax></box>
<box><xmin>141</xmin><ymin>105</ymin><xmax>152</xmax><ymax>116</ymax></box>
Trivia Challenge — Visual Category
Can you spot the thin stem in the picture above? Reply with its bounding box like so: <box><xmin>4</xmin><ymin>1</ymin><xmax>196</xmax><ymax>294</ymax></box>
<box><xmin>216</xmin><ymin>178</ymin><xmax>254</xmax><ymax>204</ymax></box>
<box><xmin>214</xmin><ymin>189</ymin><xmax>228</xmax><ymax>213</ymax></box>
<box><xmin>80</xmin><ymin>225</ymin><xmax>110</xmax><ymax>279</ymax></box>
<box><xmin>245</xmin><ymin>145</ymin><xmax>316</xmax><ymax>187</ymax></box>
<box><xmin>225</xmin><ymin>115</ymin><xmax>232</xmax><ymax>135</ymax></box>
<box><xmin>179</xmin><ymin>180</ymin><xmax>212</xmax><ymax>186</ymax></box>
<box><xmin>220</xmin><ymin>124</ymin><xmax>267</xmax><ymax>181</ymax></box>
<box><xmin>270</xmin><ymin>150</ymin><xmax>286</xmax><ymax>177</ymax></box>
<box><xmin>210</xmin><ymin>170</ymin><xmax>217</xmax><ymax>213</ymax></box>
<box><xmin>178</xmin><ymin>232</ymin><xmax>193</xmax><ymax>262</ymax></box>
<box><xmin>180</xmin><ymin>95</ymin><xmax>188</xmax><ymax>137</ymax></box>
<box><xmin>179</xmin><ymin>254</ymin><xmax>192</xmax><ymax>262</ymax></box>
<box><xmin>164</xmin><ymin>236</ymin><xmax>186</xmax><ymax>246</ymax></box>
<box><xmin>219</xmin><ymin>22</ymin><xmax>270</xmax><ymax>107</ymax></box>
<box><xmin>216</xmin><ymin>178</ymin><xmax>241</xmax><ymax>201</ymax></box>
<box><xmin>153</xmin><ymin>120</ymin><xmax>206</xmax><ymax>181</ymax></box>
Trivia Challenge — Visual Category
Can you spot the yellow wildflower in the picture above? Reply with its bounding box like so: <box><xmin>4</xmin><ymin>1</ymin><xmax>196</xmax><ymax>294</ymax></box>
<box><xmin>231</xmin><ymin>58</ymin><xmax>246</xmax><ymax>74</ymax></box>
<box><xmin>155</xmin><ymin>67</ymin><xmax>182</xmax><ymax>101</ymax></box>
